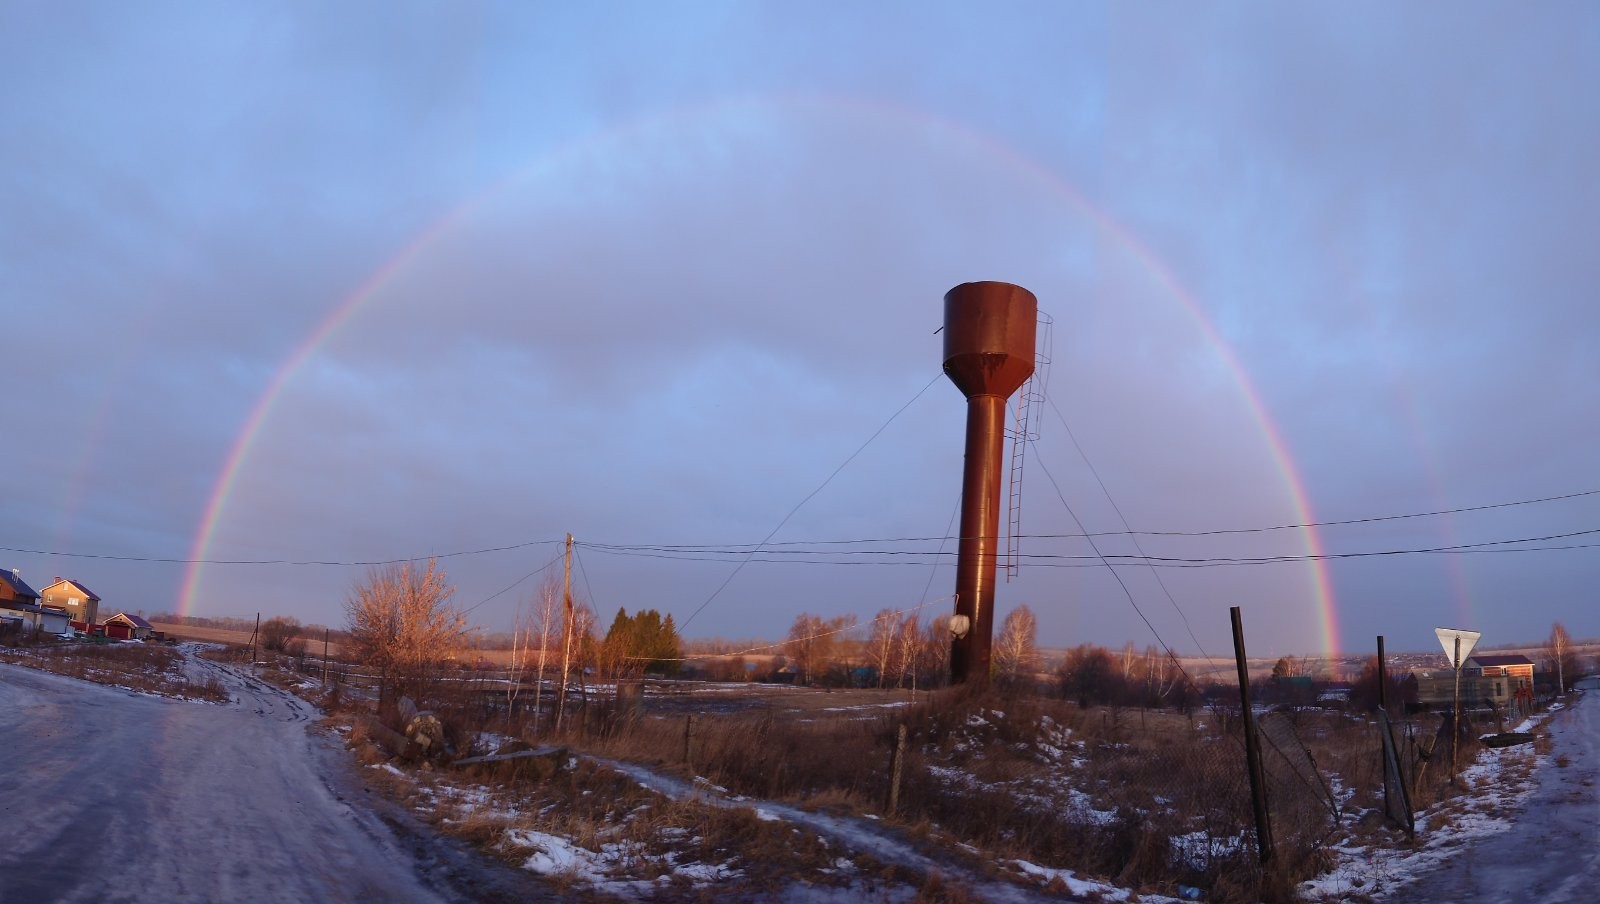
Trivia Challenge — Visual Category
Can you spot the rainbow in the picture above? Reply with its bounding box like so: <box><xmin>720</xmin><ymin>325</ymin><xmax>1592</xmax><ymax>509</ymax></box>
<box><xmin>177</xmin><ymin>95</ymin><xmax>1340</xmax><ymax>654</ymax></box>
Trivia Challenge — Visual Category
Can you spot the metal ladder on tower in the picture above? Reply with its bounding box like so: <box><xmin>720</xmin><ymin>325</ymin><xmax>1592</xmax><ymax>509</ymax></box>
<box><xmin>1004</xmin><ymin>312</ymin><xmax>1052</xmax><ymax>581</ymax></box>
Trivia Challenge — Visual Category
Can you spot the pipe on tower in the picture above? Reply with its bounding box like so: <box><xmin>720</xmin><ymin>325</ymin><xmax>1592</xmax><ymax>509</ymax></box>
<box><xmin>942</xmin><ymin>281</ymin><xmax>1037</xmax><ymax>685</ymax></box>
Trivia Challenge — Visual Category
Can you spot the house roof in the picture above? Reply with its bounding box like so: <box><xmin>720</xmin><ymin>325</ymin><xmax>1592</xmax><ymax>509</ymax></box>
<box><xmin>41</xmin><ymin>578</ymin><xmax>102</xmax><ymax>601</ymax></box>
<box><xmin>1469</xmin><ymin>654</ymin><xmax>1534</xmax><ymax>668</ymax></box>
<box><xmin>107</xmin><ymin>612</ymin><xmax>153</xmax><ymax>630</ymax></box>
<box><xmin>1</xmin><ymin>569</ymin><xmax>40</xmax><ymax>601</ymax></box>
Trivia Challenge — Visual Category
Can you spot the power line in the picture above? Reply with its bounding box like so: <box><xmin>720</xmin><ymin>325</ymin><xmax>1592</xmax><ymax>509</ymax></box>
<box><xmin>1030</xmin><ymin>437</ymin><xmax>1193</xmax><ymax>683</ymax></box>
<box><xmin>677</xmin><ymin>371</ymin><xmax>945</xmax><ymax>631</ymax></box>
<box><xmin>0</xmin><ymin>538</ymin><xmax>563</xmax><ymax>567</ymax></box>
<box><xmin>577</xmin><ymin>530</ymin><xmax>1600</xmax><ymax>568</ymax></box>
<box><xmin>1038</xmin><ymin>396</ymin><xmax>1215</xmax><ymax>666</ymax></box>
<box><xmin>7</xmin><ymin>485</ymin><xmax>1594</xmax><ymax>569</ymax></box>
<box><xmin>576</xmin><ymin>485</ymin><xmax>1600</xmax><ymax>549</ymax></box>
<box><xmin>459</xmin><ymin>549</ymin><xmax>567</xmax><ymax>616</ymax></box>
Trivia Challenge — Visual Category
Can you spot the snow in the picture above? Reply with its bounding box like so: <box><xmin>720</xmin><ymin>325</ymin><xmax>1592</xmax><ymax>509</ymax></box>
<box><xmin>506</xmin><ymin>828</ymin><xmax>608</xmax><ymax>878</ymax></box>
<box><xmin>1301</xmin><ymin>705</ymin><xmax>1557</xmax><ymax>901</ymax></box>
<box><xmin>0</xmin><ymin>654</ymin><xmax>490</xmax><ymax>902</ymax></box>
<box><xmin>1009</xmin><ymin>857</ymin><xmax>1182</xmax><ymax>902</ymax></box>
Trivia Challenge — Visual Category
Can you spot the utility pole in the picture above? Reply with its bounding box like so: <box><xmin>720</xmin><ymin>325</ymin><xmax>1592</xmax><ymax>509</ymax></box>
<box><xmin>322</xmin><ymin>627</ymin><xmax>330</xmax><ymax>687</ymax></box>
<box><xmin>556</xmin><ymin>533</ymin><xmax>574</xmax><ymax>731</ymax></box>
<box><xmin>250</xmin><ymin>612</ymin><xmax>260</xmax><ymax>667</ymax></box>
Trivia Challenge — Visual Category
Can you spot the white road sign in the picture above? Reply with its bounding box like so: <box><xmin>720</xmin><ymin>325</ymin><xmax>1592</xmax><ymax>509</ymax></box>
<box><xmin>1434</xmin><ymin>627</ymin><xmax>1482</xmax><ymax>668</ymax></box>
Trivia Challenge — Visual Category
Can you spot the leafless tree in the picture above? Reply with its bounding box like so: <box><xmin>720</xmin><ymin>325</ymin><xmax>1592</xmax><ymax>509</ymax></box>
<box><xmin>920</xmin><ymin>617</ymin><xmax>951</xmax><ymax>688</ymax></box>
<box><xmin>866</xmin><ymin>608</ymin><xmax>899</xmax><ymax>688</ymax></box>
<box><xmin>259</xmin><ymin>615</ymin><xmax>303</xmax><ymax>653</ymax></box>
<box><xmin>555</xmin><ymin>592</ymin><xmax>598</xmax><ymax>732</ymax></box>
<box><xmin>343</xmin><ymin>558</ymin><xmax>466</xmax><ymax>707</ymax></box>
<box><xmin>1547</xmin><ymin>621</ymin><xmax>1575</xmax><ymax>695</ymax></box>
<box><xmin>522</xmin><ymin>575</ymin><xmax>561</xmax><ymax>734</ymax></box>
<box><xmin>784</xmin><ymin>613</ymin><xmax>855</xmax><ymax>685</ymax></box>
<box><xmin>1059</xmin><ymin>643</ymin><xmax>1115</xmax><ymax>707</ymax></box>
<box><xmin>893</xmin><ymin>613</ymin><xmax>922</xmax><ymax>690</ymax></box>
<box><xmin>994</xmin><ymin>604</ymin><xmax>1039</xmax><ymax>686</ymax></box>
<box><xmin>1143</xmin><ymin>644</ymin><xmax>1181</xmax><ymax>705</ymax></box>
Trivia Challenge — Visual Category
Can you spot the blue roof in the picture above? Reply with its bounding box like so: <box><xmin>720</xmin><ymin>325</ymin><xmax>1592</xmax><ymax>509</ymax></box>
<box><xmin>1</xmin><ymin>569</ymin><xmax>40</xmax><ymax>601</ymax></box>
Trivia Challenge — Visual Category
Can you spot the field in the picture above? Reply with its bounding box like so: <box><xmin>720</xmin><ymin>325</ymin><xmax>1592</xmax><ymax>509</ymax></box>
<box><xmin>299</xmin><ymin>656</ymin><xmax>1550</xmax><ymax>904</ymax></box>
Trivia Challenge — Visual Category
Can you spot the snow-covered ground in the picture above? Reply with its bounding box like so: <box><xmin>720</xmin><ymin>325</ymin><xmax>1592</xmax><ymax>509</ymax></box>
<box><xmin>0</xmin><ymin>653</ymin><xmax>548</xmax><ymax>902</ymax></box>
<box><xmin>1303</xmin><ymin>694</ymin><xmax>1585</xmax><ymax>901</ymax></box>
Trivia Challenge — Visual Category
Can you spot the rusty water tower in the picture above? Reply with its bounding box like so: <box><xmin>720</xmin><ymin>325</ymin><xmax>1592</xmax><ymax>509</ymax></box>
<box><xmin>943</xmin><ymin>281</ymin><xmax>1037</xmax><ymax>685</ymax></box>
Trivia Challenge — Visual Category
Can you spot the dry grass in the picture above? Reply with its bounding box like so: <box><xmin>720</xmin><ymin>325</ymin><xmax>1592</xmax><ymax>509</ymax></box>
<box><xmin>0</xmin><ymin>641</ymin><xmax>228</xmax><ymax>702</ymax></box>
<box><xmin>318</xmin><ymin>670</ymin><xmax>1568</xmax><ymax>903</ymax></box>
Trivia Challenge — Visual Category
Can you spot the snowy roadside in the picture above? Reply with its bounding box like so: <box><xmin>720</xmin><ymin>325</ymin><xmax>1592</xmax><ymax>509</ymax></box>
<box><xmin>0</xmin><ymin>638</ymin><xmax>230</xmax><ymax>702</ymax></box>
<box><xmin>1301</xmin><ymin>704</ymin><xmax>1562</xmax><ymax>901</ymax></box>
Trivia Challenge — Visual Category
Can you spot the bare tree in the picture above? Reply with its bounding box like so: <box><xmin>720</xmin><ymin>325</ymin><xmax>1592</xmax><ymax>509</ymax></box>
<box><xmin>1547</xmin><ymin>621</ymin><xmax>1575</xmax><ymax>695</ymax></box>
<box><xmin>259</xmin><ymin>615</ymin><xmax>303</xmax><ymax>653</ymax></box>
<box><xmin>892</xmin><ymin>613</ymin><xmax>921</xmax><ymax>690</ymax></box>
<box><xmin>1059</xmin><ymin>643</ymin><xmax>1115</xmax><ymax>707</ymax></box>
<box><xmin>1143</xmin><ymin>644</ymin><xmax>1181</xmax><ymax>706</ymax></box>
<box><xmin>528</xmin><ymin>575</ymin><xmax>561</xmax><ymax>734</ymax></box>
<box><xmin>343</xmin><ymin>558</ymin><xmax>466</xmax><ymax>707</ymax></box>
<box><xmin>993</xmin><ymin>604</ymin><xmax>1039</xmax><ymax>687</ymax></box>
<box><xmin>866</xmin><ymin>608</ymin><xmax>899</xmax><ymax>688</ymax></box>
<box><xmin>784</xmin><ymin>613</ymin><xmax>855</xmax><ymax>685</ymax></box>
<box><xmin>920</xmin><ymin>617</ymin><xmax>950</xmax><ymax>688</ymax></box>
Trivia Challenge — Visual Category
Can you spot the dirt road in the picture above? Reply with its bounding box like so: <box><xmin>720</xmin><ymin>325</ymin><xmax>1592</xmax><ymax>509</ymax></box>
<box><xmin>0</xmin><ymin>653</ymin><xmax>554</xmax><ymax>903</ymax></box>
<box><xmin>1384</xmin><ymin>680</ymin><xmax>1600</xmax><ymax>902</ymax></box>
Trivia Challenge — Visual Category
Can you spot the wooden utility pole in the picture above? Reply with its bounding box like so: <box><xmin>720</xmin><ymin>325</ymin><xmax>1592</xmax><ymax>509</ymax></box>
<box><xmin>556</xmin><ymin>533</ymin><xmax>574</xmax><ymax>731</ymax></box>
<box><xmin>250</xmin><ymin>612</ymin><xmax>260</xmax><ymax>667</ymax></box>
<box><xmin>1230</xmin><ymin>606</ymin><xmax>1274</xmax><ymax>865</ymax></box>
<box><xmin>887</xmin><ymin>723</ymin><xmax>908</xmax><ymax>815</ymax></box>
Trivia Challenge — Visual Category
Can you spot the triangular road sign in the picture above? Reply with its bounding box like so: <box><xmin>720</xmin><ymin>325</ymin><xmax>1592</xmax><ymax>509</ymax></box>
<box><xmin>1434</xmin><ymin>627</ymin><xmax>1482</xmax><ymax>668</ymax></box>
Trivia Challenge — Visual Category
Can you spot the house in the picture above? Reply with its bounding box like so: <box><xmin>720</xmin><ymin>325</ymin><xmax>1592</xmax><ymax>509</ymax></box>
<box><xmin>0</xmin><ymin>568</ymin><xmax>39</xmax><ymax>608</ymax></box>
<box><xmin>0</xmin><ymin>569</ymin><xmax>67</xmax><ymax>634</ymax></box>
<box><xmin>103</xmin><ymin>612</ymin><xmax>154</xmax><ymax>641</ymax></box>
<box><xmin>1467</xmin><ymin>654</ymin><xmax>1536</xmax><ymax>707</ymax></box>
<box><xmin>1413</xmin><ymin>653</ymin><xmax>1537</xmax><ymax>711</ymax></box>
<box><xmin>38</xmin><ymin>578</ymin><xmax>102</xmax><ymax>628</ymax></box>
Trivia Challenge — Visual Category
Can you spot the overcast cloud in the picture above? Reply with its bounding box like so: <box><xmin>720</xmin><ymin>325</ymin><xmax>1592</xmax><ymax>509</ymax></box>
<box><xmin>4</xmin><ymin>2</ymin><xmax>1597</xmax><ymax>659</ymax></box>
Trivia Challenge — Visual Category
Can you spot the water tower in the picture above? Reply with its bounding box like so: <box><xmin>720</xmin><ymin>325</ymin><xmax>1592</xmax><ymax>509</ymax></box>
<box><xmin>942</xmin><ymin>281</ymin><xmax>1037</xmax><ymax>685</ymax></box>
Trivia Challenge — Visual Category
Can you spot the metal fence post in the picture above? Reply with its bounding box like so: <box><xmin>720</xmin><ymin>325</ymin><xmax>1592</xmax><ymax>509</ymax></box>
<box><xmin>1230</xmin><ymin>606</ymin><xmax>1274</xmax><ymax>865</ymax></box>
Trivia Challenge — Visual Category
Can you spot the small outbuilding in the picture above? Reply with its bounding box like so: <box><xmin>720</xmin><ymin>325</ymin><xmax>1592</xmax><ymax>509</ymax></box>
<box><xmin>104</xmin><ymin>612</ymin><xmax>155</xmax><ymax>641</ymax></box>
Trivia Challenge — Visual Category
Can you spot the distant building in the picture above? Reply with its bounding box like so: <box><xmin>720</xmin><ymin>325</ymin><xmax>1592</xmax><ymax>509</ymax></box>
<box><xmin>1413</xmin><ymin>653</ymin><xmax>1536</xmax><ymax>711</ymax></box>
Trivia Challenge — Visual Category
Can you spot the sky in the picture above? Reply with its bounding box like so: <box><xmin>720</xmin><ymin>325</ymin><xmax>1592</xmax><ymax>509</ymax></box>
<box><xmin>4</xmin><ymin>2</ymin><xmax>1598</xmax><ymax>661</ymax></box>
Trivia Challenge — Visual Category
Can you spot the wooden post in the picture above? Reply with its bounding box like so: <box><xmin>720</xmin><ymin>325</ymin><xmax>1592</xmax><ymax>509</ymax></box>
<box><xmin>250</xmin><ymin>612</ymin><xmax>260</xmax><ymax>667</ymax></box>
<box><xmin>556</xmin><ymin>533</ymin><xmax>574</xmax><ymax>732</ymax></box>
<box><xmin>1230</xmin><ymin>606</ymin><xmax>1274</xmax><ymax>865</ymax></box>
<box><xmin>322</xmin><ymin>628</ymin><xmax>330</xmax><ymax>686</ymax></box>
<box><xmin>683</xmin><ymin>713</ymin><xmax>695</xmax><ymax>770</ymax></box>
<box><xmin>887</xmin><ymin>723</ymin><xmax>907</xmax><ymax>815</ymax></box>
